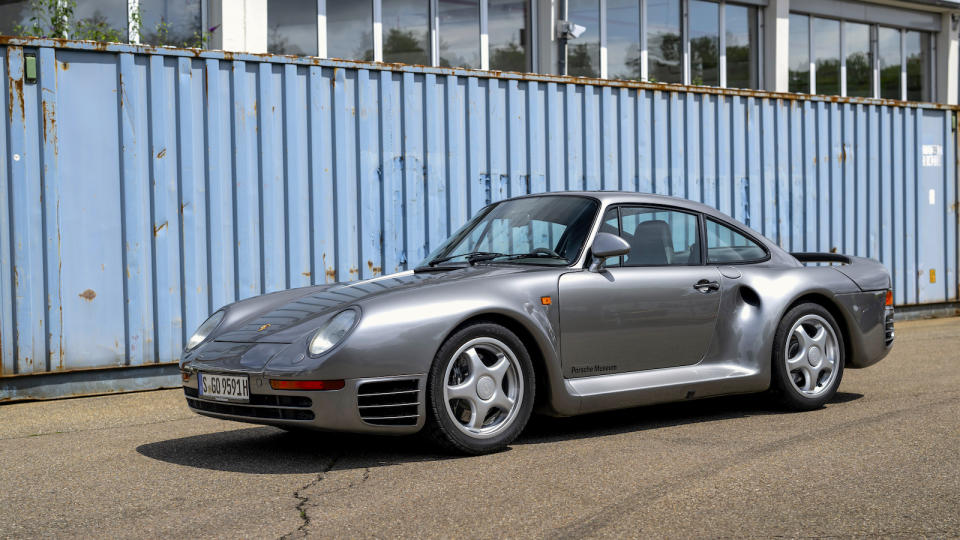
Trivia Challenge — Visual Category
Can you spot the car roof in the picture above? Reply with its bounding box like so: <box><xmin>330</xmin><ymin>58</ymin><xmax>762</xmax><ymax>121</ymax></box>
<box><xmin>507</xmin><ymin>191</ymin><xmax>732</xmax><ymax>221</ymax></box>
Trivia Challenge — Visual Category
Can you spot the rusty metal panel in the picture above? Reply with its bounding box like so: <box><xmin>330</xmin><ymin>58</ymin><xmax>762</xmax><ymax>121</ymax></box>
<box><xmin>0</xmin><ymin>37</ymin><xmax>958</xmax><ymax>400</ymax></box>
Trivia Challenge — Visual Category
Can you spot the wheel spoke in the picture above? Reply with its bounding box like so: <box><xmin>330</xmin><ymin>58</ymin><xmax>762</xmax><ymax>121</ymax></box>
<box><xmin>786</xmin><ymin>347</ymin><xmax>807</xmax><ymax>370</ymax></box>
<box><xmin>462</xmin><ymin>347</ymin><xmax>485</xmax><ymax>377</ymax></box>
<box><xmin>793</xmin><ymin>325</ymin><xmax>813</xmax><ymax>350</ymax></box>
<box><xmin>809</xmin><ymin>324</ymin><xmax>828</xmax><ymax>349</ymax></box>
<box><xmin>802</xmin><ymin>366</ymin><xmax>818</xmax><ymax>392</ymax></box>
<box><xmin>487</xmin><ymin>354</ymin><xmax>510</xmax><ymax>385</ymax></box>
<box><xmin>446</xmin><ymin>379</ymin><xmax>476</xmax><ymax>401</ymax></box>
<box><xmin>469</xmin><ymin>399</ymin><xmax>491</xmax><ymax>429</ymax></box>
<box><xmin>490</xmin><ymin>392</ymin><xmax>515</xmax><ymax>413</ymax></box>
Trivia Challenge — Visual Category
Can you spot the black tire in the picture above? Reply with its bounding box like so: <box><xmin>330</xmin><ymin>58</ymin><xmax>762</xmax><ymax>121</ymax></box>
<box><xmin>770</xmin><ymin>302</ymin><xmax>845</xmax><ymax>410</ymax></box>
<box><xmin>424</xmin><ymin>322</ymin><xmax>535</xmax><ymax>455</ymax></box>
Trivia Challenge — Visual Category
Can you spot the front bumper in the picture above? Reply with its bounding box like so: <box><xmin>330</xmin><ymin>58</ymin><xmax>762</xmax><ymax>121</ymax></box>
<box><xmin>181</xmin><ymin>371</ymin><xmax>427</xmax><ymax>435</ymax></box>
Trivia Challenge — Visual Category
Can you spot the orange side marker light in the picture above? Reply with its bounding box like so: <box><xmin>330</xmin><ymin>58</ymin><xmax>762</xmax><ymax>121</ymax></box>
<box><xmin>885</xmin><ymin>290</ymin><xmax>893</xmax><ymax>306</ymax></box>
<box><xmin>540</xmin><ymin>296</ymin><xmax>552</xmax><ymax>305</ymax></box>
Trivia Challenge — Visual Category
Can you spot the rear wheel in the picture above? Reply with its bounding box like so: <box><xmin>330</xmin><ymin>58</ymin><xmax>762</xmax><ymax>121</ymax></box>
<box><xmin>771</xmin><ymin>303</ymin><xmax>845</xmax><ymax>410</ymax></box>
<box><xmin>424</xmin><ymin>323</ymin><xmax>534</xmax><ymax>455</ymax></box>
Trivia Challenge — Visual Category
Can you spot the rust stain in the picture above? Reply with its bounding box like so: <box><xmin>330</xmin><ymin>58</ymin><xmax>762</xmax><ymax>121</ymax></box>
<box><xmin>42</xmin><ymin>100</ymin><xmax>57</xmax><ymax>145</ymax></box>
<box><xmin>78</xmin><ymin>289</ymin><xmax>96</xmax><ymax>301</ymax></box>
<box><xmin>180</xmin><ymin>201</ymin><xmax>189</xmax><ymax>214</ymax></box>
<box><xmin>59</xmin><ymin>61</ymin><xmax>69</xmax><ymax>70</ymax></box>
<box><xmin>257</xmin><ymin>323</ymin><xmax>271</xmax><ymax>332</ymax></box>
<box><xmin>153</xmin><ymin>221</ymin><xmax>168</xmax><ymax>235</ymax></box>
<box><xmin>301</xmin><ymin>271</ymin><xmax>311</xmax><ymax>277</ymax></box>
<box><xmin>367</xmin><ymin>260</ymin><xmax>382</xmax><ymax>276</ymax></box>
<box><xmin>349</xmin><ymin>267</ymin><xmax>359</xmax><ymax>277</ymax></box>
<box><xmin>325</xmin><ymin>268</ymin><xmax>336</xmax><ymax>281</ymax></box>
<box><xmin>830</xmin><ymin>247</ymin><xmax>838</xmax><ymax>253</ymax></box>
<box><xmin>9</xmin><ymin>74</ymin><xmax>24</xmax><ymax>123</ymax></box>
<box><xmin>839</xmin><ymin>144</ymin><xmax>847</xmax><ymax>164</ymax></box>
<box><xmin>156</xmin><ymin>148</ymin><xmax>167</xmax><ymax>159</ymax></box>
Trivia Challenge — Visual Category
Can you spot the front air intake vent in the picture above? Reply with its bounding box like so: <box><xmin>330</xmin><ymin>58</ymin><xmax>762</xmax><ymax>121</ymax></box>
<box><xmin>884</xmin><ymin>308</ymin><xmax>895</xmax><ymax>346</ymax></box>
<box><xmin>357</xmin><ymin>378</ymin><xmax>421</xmax><ymax>426</ymax></box>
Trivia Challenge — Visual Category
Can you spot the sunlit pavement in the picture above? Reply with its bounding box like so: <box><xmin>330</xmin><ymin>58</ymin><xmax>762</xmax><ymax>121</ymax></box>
<box><xmin>1</xmin><ymin>317</ymin><xmax>958</xmax><ymax>538</ymax></box>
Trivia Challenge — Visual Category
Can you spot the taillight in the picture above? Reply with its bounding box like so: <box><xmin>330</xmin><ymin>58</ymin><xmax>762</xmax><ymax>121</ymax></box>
<box><xmin>885</xmin><ymin>290</ymin><xmax>893</xmax><ymax>306</ymax></box>
<box><xmin>269</xmin><ymin>379</ymin><xmax>345</xmax><ymax>391</ymax></box>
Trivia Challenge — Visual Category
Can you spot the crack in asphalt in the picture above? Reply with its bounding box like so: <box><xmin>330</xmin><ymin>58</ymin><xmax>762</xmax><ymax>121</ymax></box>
<box><xmin>0</xmin><ymin>415</ymin><xmax>196</xmax><ymax>441</ymax></box>
<box><xmin>281</xmin><ymin>453</ymin><xmax>342</xmax><ymax>540</ymax></box>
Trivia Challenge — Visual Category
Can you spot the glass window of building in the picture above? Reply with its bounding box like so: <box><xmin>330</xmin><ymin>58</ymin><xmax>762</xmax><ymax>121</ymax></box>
<box><xmin>647</xmin><ymin>0</ymin><xmax>682</xmax><ymax>83</ymax></box>
<box><xmin>72</xmin><ymin>0</ymin><xmax>127</xmax><ymax>41</ymax></box>
<box><xmin>567</xmin><ymin>0</ymin><xmax>600</xmax><ymax>77</ymax></box>
<box><xmin>724</xmin><ymin>3</ymin><xmax>758</xmax><ymax>90</ymax></box>
<box><xmin>878</xmin><ymin>26</ymin><xmax>901</xmax><ymax>99</ymax></box>
<box><xmin>488</xmin><ymin>0</ymin><xmax>529</xmax><ymax>72</ymax></box>
<box><xmin>382</xmin><ymin>0</ymin><xmax>430</xmax><ymax>65</ymax></box>
<box><xmin>266</xmin><ymin>0</ymin><xmax>318</xmax><ymax>55</ymax></box>
<box><xmin>812</xmin><ymin>17</ymin><xmax>840</xmax><ymax>96</ymax></box>
<box><xmin>689</xmin><ymin>0</ymin><xmax>719</xmax><ymax>86</ymax></box>
<box><xmin>904</xmin><ymin>30</ymin><xmax>931</xmax><ymax>102</ymax></box>
<box><xmin>438</xmin><ymin>0</ymin><xmax>481</xmax><ymax>69</ymax></box>
<box><xmin>606</xmin><ymin>0</ymin><xmax>641</xmax><ymax>80</ymax></box>
<box><xmin>327</xmin><ymin>2</ymin><xmax>374</xmax><ymax>61</ymax></box>
<box><xmin>845</xmin><ymin>22</ymin><xmax>872</xmax><ymax>98</ymax></box>
<box><xmin>788</xmin><ymin>13</ymin><xmax>810</xmax><ymax>93</ymax></box>
<box><xmin>140</xmin><ymin>0</ymin><xmax>202</xmax><ymax>47</ymax></box>
<box><xmin>0</xmin><ymin>1</ymin><xmax>34</xmax><ymax>36</ymax></box>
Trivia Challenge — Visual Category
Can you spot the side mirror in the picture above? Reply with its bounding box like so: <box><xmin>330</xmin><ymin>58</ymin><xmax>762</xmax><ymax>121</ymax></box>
<box><xmin>589</xmin><ymin>232</ymin><xmax>631</xmax><ymax>272</ymax></box>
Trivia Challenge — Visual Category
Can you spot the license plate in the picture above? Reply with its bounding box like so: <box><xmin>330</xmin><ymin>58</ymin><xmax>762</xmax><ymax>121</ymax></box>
<box><xmin>198</xmin><ymin>372</ymin><xmax>250</xmax><ymax>403</ymax></box>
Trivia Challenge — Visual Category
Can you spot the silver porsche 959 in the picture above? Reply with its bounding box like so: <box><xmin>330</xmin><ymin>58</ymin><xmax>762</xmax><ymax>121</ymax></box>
<box><xmin>181</xmin><ymin>192</ymin><xmax>894</xmax><ymax>454</ymax></box>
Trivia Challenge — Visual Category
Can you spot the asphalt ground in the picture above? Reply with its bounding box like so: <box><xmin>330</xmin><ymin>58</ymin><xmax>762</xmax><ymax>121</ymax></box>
<box><xmin>1</xmin><ymin>317</ymin><xmax>958</xmax><ymax>539</ymax></box>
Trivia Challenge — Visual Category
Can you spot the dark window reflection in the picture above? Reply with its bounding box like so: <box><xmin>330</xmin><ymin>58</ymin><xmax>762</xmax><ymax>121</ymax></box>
<box><xmin>606</xmin><ymin>0</ymin><xmax>640</xmax><ymax>80</ymax></box>
<box><xmin>438</xmin><ymin>0</ymin><xmax>480</xmax><ymax>68</ymax></box>
<box><xmin>141</xmin><ymin>0</ymin><xmax>202</xmax><ymax>47</ymax></box>
<box><xmin>689</xmin><ymin>0</ymin><xmax>718</xmax><ymax>86</ymax></box>
<box><xmin>74</xmin><ymin>0</ymin><xmax>127</xmax><ymax>41</ymax></box>
<box><xmin>878</xmin><ymin>26</ymin><xmax>901</xmax><ymax>99</ymax></box>
<box><xmin>327</xmin><ymin>1</ymin><xmax>374</xmax><ymax>61</ymax></box>
<box><xmin>267</xmin><ymin>0</ymin><xmax>318</xmax><ymax>55</ymax></box>
<box><xmin>647</xmin><ymin>0</ymin><xmax>681</xmax><ymax>83</ymax></box>
<box><xmin>0</xmin><ymin>1</ymin><xmax>33</xmax><ymax>36</ymax></box>
<box><xmin>813</xmin><ymin>17</ymin><xmax>839</xmax><ymax>95</ymax></box>
<box><xmin>788</xmin><ymin>13</ymin><xmax>809</xmax><ymax>93</ymax></box>
<box><xmin>725</xmin><ymin>3</ymin><xmax>757</xmax><ymax>89</ymax></box>
<box><xmin>382</xmin><ymin>0</ymin><xmax>429</xmax><ymax>65</ymax></box>
<box><xmin>489</xmin><ymin>0</ymin><xmax>528</xmax><ymax>72</ymax></box>
<box><xmin>845</xmin><ymin>22</ymin><xmax>871</xmax><ymax>97</ymax></box>
<box><xmin>905</xmin><ymin>30</ymin><xmax>931</xmax><ymax>101</ymax></box>
<box><xmin>567</xmin><ymin>0</ymin><xmax>599</xmax><ymax>77</ymax></box>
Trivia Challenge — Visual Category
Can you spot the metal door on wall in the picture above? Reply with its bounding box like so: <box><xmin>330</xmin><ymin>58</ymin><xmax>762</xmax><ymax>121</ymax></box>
<box><xmin>917</xmin><ymin>110</ymin><xmax>951</xmax><ymax>303</ymax></box>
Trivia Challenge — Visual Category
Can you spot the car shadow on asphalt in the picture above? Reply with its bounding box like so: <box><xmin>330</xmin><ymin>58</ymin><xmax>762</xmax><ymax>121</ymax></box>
<box><xmin>135</xmin><ymin>391</ymin><xmax>862</xmax><ymax>473</ymax></box>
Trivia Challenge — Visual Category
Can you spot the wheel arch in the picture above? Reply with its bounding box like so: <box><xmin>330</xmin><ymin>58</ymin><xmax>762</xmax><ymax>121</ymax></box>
<box><xmin>440</xmin><ymin>313</ymin><xmax>553</xmax><ymax>412</ymax></box>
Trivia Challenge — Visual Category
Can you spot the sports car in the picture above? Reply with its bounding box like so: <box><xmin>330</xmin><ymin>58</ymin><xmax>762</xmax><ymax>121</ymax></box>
<box><xmin>180</xmin><ymin>192</ymin><xmax>894</xmax><ymax>454</ymax></box>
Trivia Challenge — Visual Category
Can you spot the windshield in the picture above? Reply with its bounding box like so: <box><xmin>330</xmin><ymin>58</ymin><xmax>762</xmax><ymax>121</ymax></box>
<box><xmin>419</xmin><ymin>196</ymin><xmax>599</xmax><ymax>267</ymax></box>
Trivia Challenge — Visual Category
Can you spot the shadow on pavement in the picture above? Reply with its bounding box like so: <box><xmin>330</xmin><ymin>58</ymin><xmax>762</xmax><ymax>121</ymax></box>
<box><xmin>136</xmin><ymin>391</ymin><xmax>862</xmax><ymax>473</ymax></box>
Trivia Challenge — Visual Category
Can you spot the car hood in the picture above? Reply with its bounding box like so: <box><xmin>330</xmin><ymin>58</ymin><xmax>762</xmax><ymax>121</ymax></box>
<box><xmin>212</xmin><ymin>265</ymin><xmax>537</xmax><ymax>344</ymax></box>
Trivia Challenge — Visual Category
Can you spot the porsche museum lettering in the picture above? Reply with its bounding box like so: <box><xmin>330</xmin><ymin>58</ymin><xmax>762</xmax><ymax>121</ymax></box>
<box><xmin>571</xmin><ymin>364</ymin><xmax>618</xmax><ymax>375</ymax></box>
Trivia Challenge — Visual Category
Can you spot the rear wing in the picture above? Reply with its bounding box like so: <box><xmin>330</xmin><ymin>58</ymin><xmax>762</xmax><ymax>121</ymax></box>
<box><xmin>791</xmin><ymin>252</ymin><xmax>890</xmax><ymax>291</ymax></box>
<box><xmin>790</xmin><ymin>252</ymin><xmax>851</xmax><ymax>265</ymax></box>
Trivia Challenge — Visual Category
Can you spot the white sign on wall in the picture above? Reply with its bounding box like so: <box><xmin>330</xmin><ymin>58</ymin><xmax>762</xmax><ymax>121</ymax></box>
<box><xmin>922</xmin><ymin>144</ymin><xmax>942</xmax><ymax>167</ymax></box>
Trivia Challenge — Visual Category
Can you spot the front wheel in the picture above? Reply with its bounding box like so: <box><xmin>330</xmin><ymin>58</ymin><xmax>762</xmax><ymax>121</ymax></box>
<box><xmin>424</xmin><ymin>323</ymin><xmax>535</xmax><ymax>454</ymax></box>
<box><xmin>770</xmin><ymin>303</ymin><xmax>845</xmax><ymax>410</ymax></box>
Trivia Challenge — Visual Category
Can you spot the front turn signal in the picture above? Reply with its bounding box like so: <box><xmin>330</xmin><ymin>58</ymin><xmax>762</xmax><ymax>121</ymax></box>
<box><xmin>885</xmin><ymin>289</ymin><xmax>893</xmax><ymax>306</ymax></box>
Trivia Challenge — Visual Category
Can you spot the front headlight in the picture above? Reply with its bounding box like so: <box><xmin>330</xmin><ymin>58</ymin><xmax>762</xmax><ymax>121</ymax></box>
<box><xmin>308</xmin><ymin>309</ymin><xmax>359</xmax><ymax>356</ymax></box>
<box><xmin>186</xmin><ymin>310</ymin><xmax>224</xmax><ymax>351</ymax></box>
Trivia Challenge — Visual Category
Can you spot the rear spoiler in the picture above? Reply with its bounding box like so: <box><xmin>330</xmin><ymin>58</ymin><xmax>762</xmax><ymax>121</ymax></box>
<box><xmin>790</xmin><ymin>252</ymin><xmax>851</xmax><ymax>265</ymax></box>
<box><xmin>792</xmin><ymin>252</ymin><xmax>891</xmax><ymax>291</ymax></box>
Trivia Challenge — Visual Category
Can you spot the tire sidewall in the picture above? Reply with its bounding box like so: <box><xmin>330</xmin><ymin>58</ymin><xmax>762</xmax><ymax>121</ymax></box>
<box><xmin>426</xmin><ymin>323</ymin><xmax>535</xmax><ymax>454</ymax></box>
<box><xmin>771</xmin><ymin>303</ymin><xmax>845</xmax><ymax>410</ymax></box>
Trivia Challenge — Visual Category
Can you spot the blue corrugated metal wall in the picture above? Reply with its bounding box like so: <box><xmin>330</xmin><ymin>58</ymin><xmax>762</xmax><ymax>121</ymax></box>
<box><xmin>1</xmin><ymin>37</ymin><xmax>957</xmax><ymax>399</ymax></box>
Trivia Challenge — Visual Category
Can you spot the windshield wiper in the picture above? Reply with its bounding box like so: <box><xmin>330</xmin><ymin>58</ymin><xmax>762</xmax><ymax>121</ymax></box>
<box><xmin>489</xmin><ymin>252</ymin><xmax>568</xmax><ymax>263</ymax></box>
<box><xmin>427</xmin><ymin>251</ymin><xmax>506</xmax><ymax>267</ymax></box>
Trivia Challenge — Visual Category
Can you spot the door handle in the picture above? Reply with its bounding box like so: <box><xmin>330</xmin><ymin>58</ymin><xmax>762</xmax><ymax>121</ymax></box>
<box><xmin>693</xmin><ymin>279</ymin><xmax>720</xmax><ymax>293</ymax></box>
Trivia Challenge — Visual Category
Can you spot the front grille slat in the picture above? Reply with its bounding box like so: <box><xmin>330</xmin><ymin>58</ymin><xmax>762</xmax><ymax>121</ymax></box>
<box><xmin>185</xmin><ymin>387</ymin><xmax>314</xmax><ymax>422</ymax></box>
<box><xmin>357</xmin><ymin>379</ymin><xmax>421</xmax><ymax>426</ymax></box>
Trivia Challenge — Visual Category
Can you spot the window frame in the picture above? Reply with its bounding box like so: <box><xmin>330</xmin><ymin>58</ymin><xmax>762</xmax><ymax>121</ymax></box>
<box><xmin>703</xmin><ymin>216</ymin><xmax>770</xmax><ymax>265</ymax></box>
<box><xmin>788</xmin><ymin>10</ymin><xmax>936</xmax><ymax>101</ymax></box>
<box><xmin>600</xmin><ymin>204</ymin><xmax>707</xmax><ymax>268</ymax></box>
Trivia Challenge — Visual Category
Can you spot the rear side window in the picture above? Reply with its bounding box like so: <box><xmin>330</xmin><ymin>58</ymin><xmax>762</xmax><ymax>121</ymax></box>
<box><xmin>705</xmin><ymin>218</ymin><xmax>767</xmax><ymax>263</ymax></box>
<box><xmin>602</xmin><ymin>206</ymin><xmax>702</xmax><ymax>267</ymax></box>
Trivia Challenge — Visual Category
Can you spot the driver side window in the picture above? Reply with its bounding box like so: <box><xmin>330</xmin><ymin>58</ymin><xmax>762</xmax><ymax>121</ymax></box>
<box><xmin>602</xmin><ymin>206</ymin><xmax>703</xmax><ymax>267</ymax></box>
